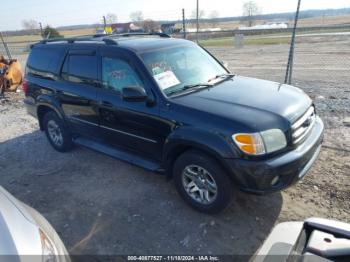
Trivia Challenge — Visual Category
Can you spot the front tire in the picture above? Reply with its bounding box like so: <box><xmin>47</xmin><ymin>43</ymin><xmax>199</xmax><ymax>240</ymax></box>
<box><xmin>43</xmin><ymin>111</ymin><xmax>72</xmax><ymax>152</ymax></box>
<box><xmin>173</xmin><ymin>150</ymin><xmax>232</xmax><ymax>214</ymax></box>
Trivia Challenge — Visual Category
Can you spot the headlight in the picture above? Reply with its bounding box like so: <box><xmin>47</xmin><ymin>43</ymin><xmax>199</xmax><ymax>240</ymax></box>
<box><xmin>39</xmin><ymin>229</ymin><xmax>57</xmax><ymax>262</ymax></box>
<box><xmin>233</xmin><ymin>129</ymin><xmax>287</xmax><ymax>155</ymax></box>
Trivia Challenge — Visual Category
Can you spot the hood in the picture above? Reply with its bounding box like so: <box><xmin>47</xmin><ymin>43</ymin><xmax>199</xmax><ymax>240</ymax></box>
<box><xmin>172</xmin><ymin>76</ymin><xmax>312</xmax><ymax>130</ymax></box>
<box><xmin>0</xmin><ymin>187</ymin><xmax>42</xmax><ymax>255</ymax></box>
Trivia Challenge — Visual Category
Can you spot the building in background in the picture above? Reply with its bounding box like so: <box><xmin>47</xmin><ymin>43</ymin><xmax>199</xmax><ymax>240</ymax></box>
<box><xmin>111</xmin><ymin>22</ymin><xmax>143</xmax><ymax>34</ymax></box>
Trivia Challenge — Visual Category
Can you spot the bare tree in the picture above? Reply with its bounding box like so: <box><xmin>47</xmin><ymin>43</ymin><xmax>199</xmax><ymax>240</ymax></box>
<box><xmin>21</xmin><ymin>19</ymin><xmax>39</xmax><ymax>34</ymax></box>
<box><xmin>209</xmin><ymin>10</ymin><xmax>220</xmax><ymax>28</ymax></box>
<box><xmin>190</xmin><ymin>9</ymin><xmax>205</xmax><ymax>28</ymax></box>
<box><xmin>191</xmin><ymin>9</ymin><xmax>205</xmax><ymax>20</ymax></box>
<box><xmin>130</xmin><ymin>11</ymin><xmax>144</xmax><ymax>25</ymax></box>
<box><xmin>105</xmin><ymin>13</ymin><xmax>118</xmax><ymax>25</ymax></box>
<box><xmin>142</xmin><ymin>19</ymin><xmax>159</xmax><ymax>33</ymax></box>
<box><xmin>242</xmin><ymin>1</ymin><xmax>261</xmax><ymax>27</ymax></box>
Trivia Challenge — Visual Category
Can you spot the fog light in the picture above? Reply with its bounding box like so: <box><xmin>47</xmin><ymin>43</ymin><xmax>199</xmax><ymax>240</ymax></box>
<box><xmin>271</xmin><ymin>176</ymin><xmax>280</xmax><ymax>186</ymax></box>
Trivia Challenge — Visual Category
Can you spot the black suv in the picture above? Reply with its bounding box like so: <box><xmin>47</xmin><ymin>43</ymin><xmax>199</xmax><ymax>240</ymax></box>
<box><xmin>24</xmin><ymin>33</ymin><xmax>324</xmax><ymax>213</ymax></box>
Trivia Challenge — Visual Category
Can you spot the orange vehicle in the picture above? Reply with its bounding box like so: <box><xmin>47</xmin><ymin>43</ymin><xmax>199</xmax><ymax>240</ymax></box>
<box><xmin>0</xmin><ymin>55</ymin><xmax>22</xmax><ymax>95</ymax></box>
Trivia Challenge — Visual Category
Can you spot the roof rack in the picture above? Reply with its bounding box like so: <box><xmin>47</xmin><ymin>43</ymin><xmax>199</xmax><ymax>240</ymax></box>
<box><xmin>36</xmin><ymin>32</ymin><xmax>171</xmax><ymax>47</ymax></box>
<box><xmin>120</xmin><ymin>32</ymin><xmax>171</xmax><ymax>38</ymax></box>
<box><xmin>100</xmin><ymin>32</ymin><xmax>171</xmax><ymax>39</ymax></box>
<box><xmin>38</xmin><ymin>37</ymin><xmax>118</xmax><ymax>45</ymax></box>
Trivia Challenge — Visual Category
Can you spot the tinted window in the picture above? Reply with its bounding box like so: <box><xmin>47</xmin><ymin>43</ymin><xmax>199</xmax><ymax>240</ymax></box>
<box><xmin>27</xmin><ymin>47</ymin><xmax>65</xmax><ymax>76</ymax></box>
<box><xmin>102</xmin><ymin>57</ymin><xmax>143</xmax><ymax>93</ymax></box>
<box><xmin>62</xmin><ymin>54</ymin><xmax>97</xmax><ymax>85</ymax></box>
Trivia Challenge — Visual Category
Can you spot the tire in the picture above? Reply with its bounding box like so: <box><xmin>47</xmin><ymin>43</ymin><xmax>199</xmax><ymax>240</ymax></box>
<box><xmin>43</xmin><ymin>111</ymin><xmax>73</xmax><ymax>152</ymax></box>
<box><xmin>173</xmin><ymin>150</ymin><xmax>232</xmax><ymax>214</ymax></box>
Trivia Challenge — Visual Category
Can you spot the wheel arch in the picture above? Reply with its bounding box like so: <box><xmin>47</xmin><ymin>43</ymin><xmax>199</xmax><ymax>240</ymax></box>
<box><xmin>163</xmin><ymin>139</ymin><xmax>238</xmax><ymax>183</ymax></box>
<box><xmin>37</xmin><ymin>103</ymin><xmax>64</xmax><ymax>131</ymax></box>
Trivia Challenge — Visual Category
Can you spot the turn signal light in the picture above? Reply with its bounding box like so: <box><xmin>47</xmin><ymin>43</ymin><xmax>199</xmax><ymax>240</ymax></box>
<box><xmin>232</xmin><ymin>133</ymin><xmax>266</xmax><ymax>155</ymax></box>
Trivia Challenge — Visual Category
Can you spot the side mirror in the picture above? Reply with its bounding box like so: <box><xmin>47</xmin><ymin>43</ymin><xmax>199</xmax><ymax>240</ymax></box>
<box><xmin>122</xmin><ymin>86</ymin><xmax>147</xmax><ymax>102</ymax></box>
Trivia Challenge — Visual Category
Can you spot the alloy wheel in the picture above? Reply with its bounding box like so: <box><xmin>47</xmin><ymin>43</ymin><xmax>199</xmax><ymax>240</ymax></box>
<box><xmin>47</xmin><ymin>120</ymin><xmax>63</xmax><ymax>147</ymax></box>
<box><xmin>182</xmin><ymin>165</ymin><xmax>218</xmax><ymax>205</ymax></box>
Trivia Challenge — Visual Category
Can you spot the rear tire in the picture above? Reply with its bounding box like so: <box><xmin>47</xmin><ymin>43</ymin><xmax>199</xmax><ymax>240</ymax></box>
<box><xmin>43</xmin><ymin>111</ymin><xmax>72</xmax><ymax>152</ymax></box>
<box><xmin>173</xmin><ymin>150</ymin><xmax>232</xmax><ymax>214</ymax></box>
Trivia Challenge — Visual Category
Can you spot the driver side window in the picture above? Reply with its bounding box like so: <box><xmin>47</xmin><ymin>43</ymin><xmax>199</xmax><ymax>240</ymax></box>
<box><xmin>102</xmin><ymin>57</ymin><xmax>143</xmax><ymax>93</ymax></box>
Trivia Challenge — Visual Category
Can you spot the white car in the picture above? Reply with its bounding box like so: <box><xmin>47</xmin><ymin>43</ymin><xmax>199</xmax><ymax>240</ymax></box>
<box><xmin>0</xmin><ymin>186</ymin><xmax>70</xmax><ymax>262</ymax></box>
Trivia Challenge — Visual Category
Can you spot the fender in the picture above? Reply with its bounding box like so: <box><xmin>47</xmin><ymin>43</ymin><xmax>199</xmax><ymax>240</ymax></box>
<box><xmin>163</xmin><ymin>126</ymin><xmax>242</xmax><ymax>170</ymax></box>
<box><xmin>36</xmin><ymin>94</ymin><xmax>66</xmax><ymax>130</ymax></box>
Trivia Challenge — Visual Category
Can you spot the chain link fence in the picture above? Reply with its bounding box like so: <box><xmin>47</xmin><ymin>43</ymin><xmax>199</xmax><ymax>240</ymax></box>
<box><xmin>173</xmin><ymin>27</ymin><xmax>350</xmax><ymax>114</ymax></box>
<box><xmin>1</xmin><ymin>25</ymin><xmax>349</xmax><ymax>112</ymax></box>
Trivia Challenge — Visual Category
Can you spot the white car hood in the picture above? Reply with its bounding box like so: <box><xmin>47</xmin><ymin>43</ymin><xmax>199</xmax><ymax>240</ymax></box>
<box><xmin>0</xmin><ymin>187</ymin><xmax>42</xmax><ymax>255</ymax></box>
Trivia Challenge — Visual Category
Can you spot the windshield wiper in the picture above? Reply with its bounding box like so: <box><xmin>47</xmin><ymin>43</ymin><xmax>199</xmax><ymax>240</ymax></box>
<box><xmin>182</xmin><ymin>83</ymin><xmax>213</xmax><ymax>90</ymax></box>
<box><xmin>208</xmin><ymin>73</ymin><xmax>235</xmax><ymax>83</ymax></box>
<box><xmin>166</xmin><ymin>83</ymin><xmax>213</xmax><ymax>97</ymax></box>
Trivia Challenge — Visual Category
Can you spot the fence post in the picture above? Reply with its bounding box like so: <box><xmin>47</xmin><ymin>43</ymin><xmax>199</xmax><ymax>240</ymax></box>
<box><xmin>0</xmin><ymin>32</ymin><xmax>12</xmax><ymax>60</ymax></box>
<box><xmin>196</xmin><ymin>0</ymin><xmax>199</xmax><ymax>43</ymax></box>
<box><xmin>234</xmin><ymin>33</ymin><xmax>244</xmax><ymax>48</ymax></box>
<box><xmin>182</xmin><ymin>8</ymin><xmax>186</xmax><ymax>39</ymax></box>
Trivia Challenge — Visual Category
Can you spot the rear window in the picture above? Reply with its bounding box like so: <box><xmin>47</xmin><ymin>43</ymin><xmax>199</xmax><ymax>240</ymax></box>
<box><xmin>26</xmin><ymin>47</ymin><xmax>65</xmax><ymax>76</ymax></box>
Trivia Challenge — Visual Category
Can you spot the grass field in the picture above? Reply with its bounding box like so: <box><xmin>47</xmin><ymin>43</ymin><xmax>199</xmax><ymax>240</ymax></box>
<box><xmin>199</xmin><ymin>36</ymin><xmax>291</xmax><ymax>47</ymax></box>
<box><xmin>2</xmin><ymin>13</ymin><xmax>349</xmax><ymax>46</ymax></box>
<box><xmin>189</xmin><ymin>14</ymin><xmax>350</xmax><ymax>30</ymax></box>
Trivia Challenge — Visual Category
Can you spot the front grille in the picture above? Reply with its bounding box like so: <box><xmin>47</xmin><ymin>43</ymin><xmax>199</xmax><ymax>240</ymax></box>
<box><xmin>292</xmin><ymin>106</ymin><xmax>316</xmax><ymax>145</ymax></box>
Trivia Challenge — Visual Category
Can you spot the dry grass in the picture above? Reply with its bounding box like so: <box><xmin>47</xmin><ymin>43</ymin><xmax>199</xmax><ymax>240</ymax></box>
<box><xmin>190</xmin><ymin>14</ymin><xmax>350</xmax><ymax>30</ymax></box>
<box><xmin>3</xmin><ymin>34</ymin><xmax>42</xmax><ymax>43</ymax></box>
<box><xmin>298</xmin><ymin>14</ymin><xmax>350</xmax><ymax>27</ymax></box>
<box><xmin>4</xmin><ymin>28</ymin><xmax>95</xmax><ymax>43</ymax></box>
<box><xmin>199</xmin><ymin>36</ymin><xmax>291</xmax><ymax>47</ymax></box>
<box><xmin>3</xmin><ymin>14</ymin><xmax>349</xmax><ymax>44</ymax></box>
<box><xmin>58</xmin><ymin>28</ymin><xmax>96</xmax><ymax>37</ymax></box>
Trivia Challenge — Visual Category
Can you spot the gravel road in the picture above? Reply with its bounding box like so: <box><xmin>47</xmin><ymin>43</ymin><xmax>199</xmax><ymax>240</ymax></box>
<box><xmin>0</xmin><ymin>36</ymin><xmax>349</xmax><ymax>256</ymax></box>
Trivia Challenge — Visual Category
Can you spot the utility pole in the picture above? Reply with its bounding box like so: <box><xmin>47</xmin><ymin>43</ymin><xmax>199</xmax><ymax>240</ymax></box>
<box><xmin>196</xmin><ymin>0</ymin><xmax>199</xmax><ymax>43</ymax></box>
<box><xmin>285</xmin><ymin>0</ymin><xmax>301</xmax><ymax>85</ymax></box>
<box><xmin>39</xmin><ymin>22</ymin><xmax>43</xmax><ymax>38</ymax></box>
<box><xmin>182</xmin><ymin>8</ymin><xmax>186</xmax><ymax>39</ymax></box>
<box><xmin>103</xmin><ymin>15</ymin><xmax>107</xmax><ymax>32</ymax></box>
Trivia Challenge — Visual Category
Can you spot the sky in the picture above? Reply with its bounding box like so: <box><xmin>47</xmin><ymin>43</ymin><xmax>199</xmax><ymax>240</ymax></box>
<box><xmin>1</xmin><ymin>0</ymin><xmax>350</xmax><ymax>31</ymax></box>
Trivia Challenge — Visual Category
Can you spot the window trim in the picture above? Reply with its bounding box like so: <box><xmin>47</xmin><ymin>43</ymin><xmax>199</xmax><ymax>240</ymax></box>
<box><xmin>60</xmin><ymin>50</ymin><xmax>98</xmax><ymax>86</ymax></box>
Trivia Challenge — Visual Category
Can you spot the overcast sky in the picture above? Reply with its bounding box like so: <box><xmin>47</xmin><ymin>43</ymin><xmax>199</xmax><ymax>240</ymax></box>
<box><xmin>1</xmin><ymin>0</ymin><xmax>350</xmax><ymax>31</ymax></box>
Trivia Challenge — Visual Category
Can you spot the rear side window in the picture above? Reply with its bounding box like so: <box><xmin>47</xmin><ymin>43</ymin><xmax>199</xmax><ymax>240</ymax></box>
<box><xmin>27</xmin><ymin>47</ymin><xmax>65</xmax><ymax>77</ymax></box>
<box><xmin>61</xmin><ymin>53</ymin><xmax>97</xmax><ymax>86</ymax></box>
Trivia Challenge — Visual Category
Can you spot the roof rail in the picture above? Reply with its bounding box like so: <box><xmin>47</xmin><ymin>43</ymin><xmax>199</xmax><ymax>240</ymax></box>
<box><xmin>109</xmin><ymin>32</ymin><xmax>171</xmax><ymax>38</ymax></box>
<box><xmin>39</xmin><ymin>37</ymin><xmax>118</xmax><ymax>45</ymax></box>
<box><xmin>101</xmin><ymin>38</ymin><xmax>118</xmax><ymax>45</ymax></box>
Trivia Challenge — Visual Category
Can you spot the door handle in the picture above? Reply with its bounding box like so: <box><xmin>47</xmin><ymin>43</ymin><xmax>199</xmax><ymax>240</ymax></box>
<box><xmin>100</xmin><ymin>101</ymin><xmax>113</xmax><ymax>108</ymax></box>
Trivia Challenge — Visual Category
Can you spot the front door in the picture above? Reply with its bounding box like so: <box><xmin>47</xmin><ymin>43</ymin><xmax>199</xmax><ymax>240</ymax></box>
<box><xmin>97</xmin><ymin>52</ymin><xmax>164</xmax><ymax>161</ymax></box>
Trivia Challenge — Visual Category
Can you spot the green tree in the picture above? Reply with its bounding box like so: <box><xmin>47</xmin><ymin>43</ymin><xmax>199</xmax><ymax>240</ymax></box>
<box><xmin>43</xmin><ymin>26</ymin><xmax>62</xmax><ymax>39</ymax></box>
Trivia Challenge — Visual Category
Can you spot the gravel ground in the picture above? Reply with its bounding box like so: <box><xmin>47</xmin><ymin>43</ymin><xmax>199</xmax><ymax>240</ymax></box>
<box><xmin>0</xmin><ymin>35</ymin><xmax>349</xmax><ymax>257</ymax></box>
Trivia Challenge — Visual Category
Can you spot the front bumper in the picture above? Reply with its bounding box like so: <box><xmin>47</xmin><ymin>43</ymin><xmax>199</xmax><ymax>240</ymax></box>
<box><xmin>225</xmin><ymin>116</ymin><xmax>324</xmax><ymax>194</ymax></box>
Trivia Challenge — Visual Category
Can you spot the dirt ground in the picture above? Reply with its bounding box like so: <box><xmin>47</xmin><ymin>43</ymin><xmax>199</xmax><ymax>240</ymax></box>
<box><xmin>0</xmin><ymin>35</ymin><xmax>349</xmax><ymax>257</ymax></box>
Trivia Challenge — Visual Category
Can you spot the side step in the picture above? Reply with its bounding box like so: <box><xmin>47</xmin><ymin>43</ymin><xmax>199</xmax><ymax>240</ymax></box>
<box><xmin>73</xmin><ymin>137</ymin><xmax>163</xmax><ymax>172</ymax></box>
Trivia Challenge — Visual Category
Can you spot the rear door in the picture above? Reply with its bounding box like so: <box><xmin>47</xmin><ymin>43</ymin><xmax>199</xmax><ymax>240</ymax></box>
<box><xmin>57</xmin><ymin>47</ymin><xmax>100</xmax><ymax>138</ymax></box>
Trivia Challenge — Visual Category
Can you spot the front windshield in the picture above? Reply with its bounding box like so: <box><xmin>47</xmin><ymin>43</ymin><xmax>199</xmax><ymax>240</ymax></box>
<box><xmin>141</xmin><ymin>44</ymin><xmax>228</xmax><ymax>96</ymax></box>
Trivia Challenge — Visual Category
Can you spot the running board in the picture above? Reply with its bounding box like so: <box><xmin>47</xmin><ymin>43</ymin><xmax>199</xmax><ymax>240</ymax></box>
<box><xmin>73</xmin><ymin>137</ymin><xmax>163</xmax><ymax>172</ymax></box>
